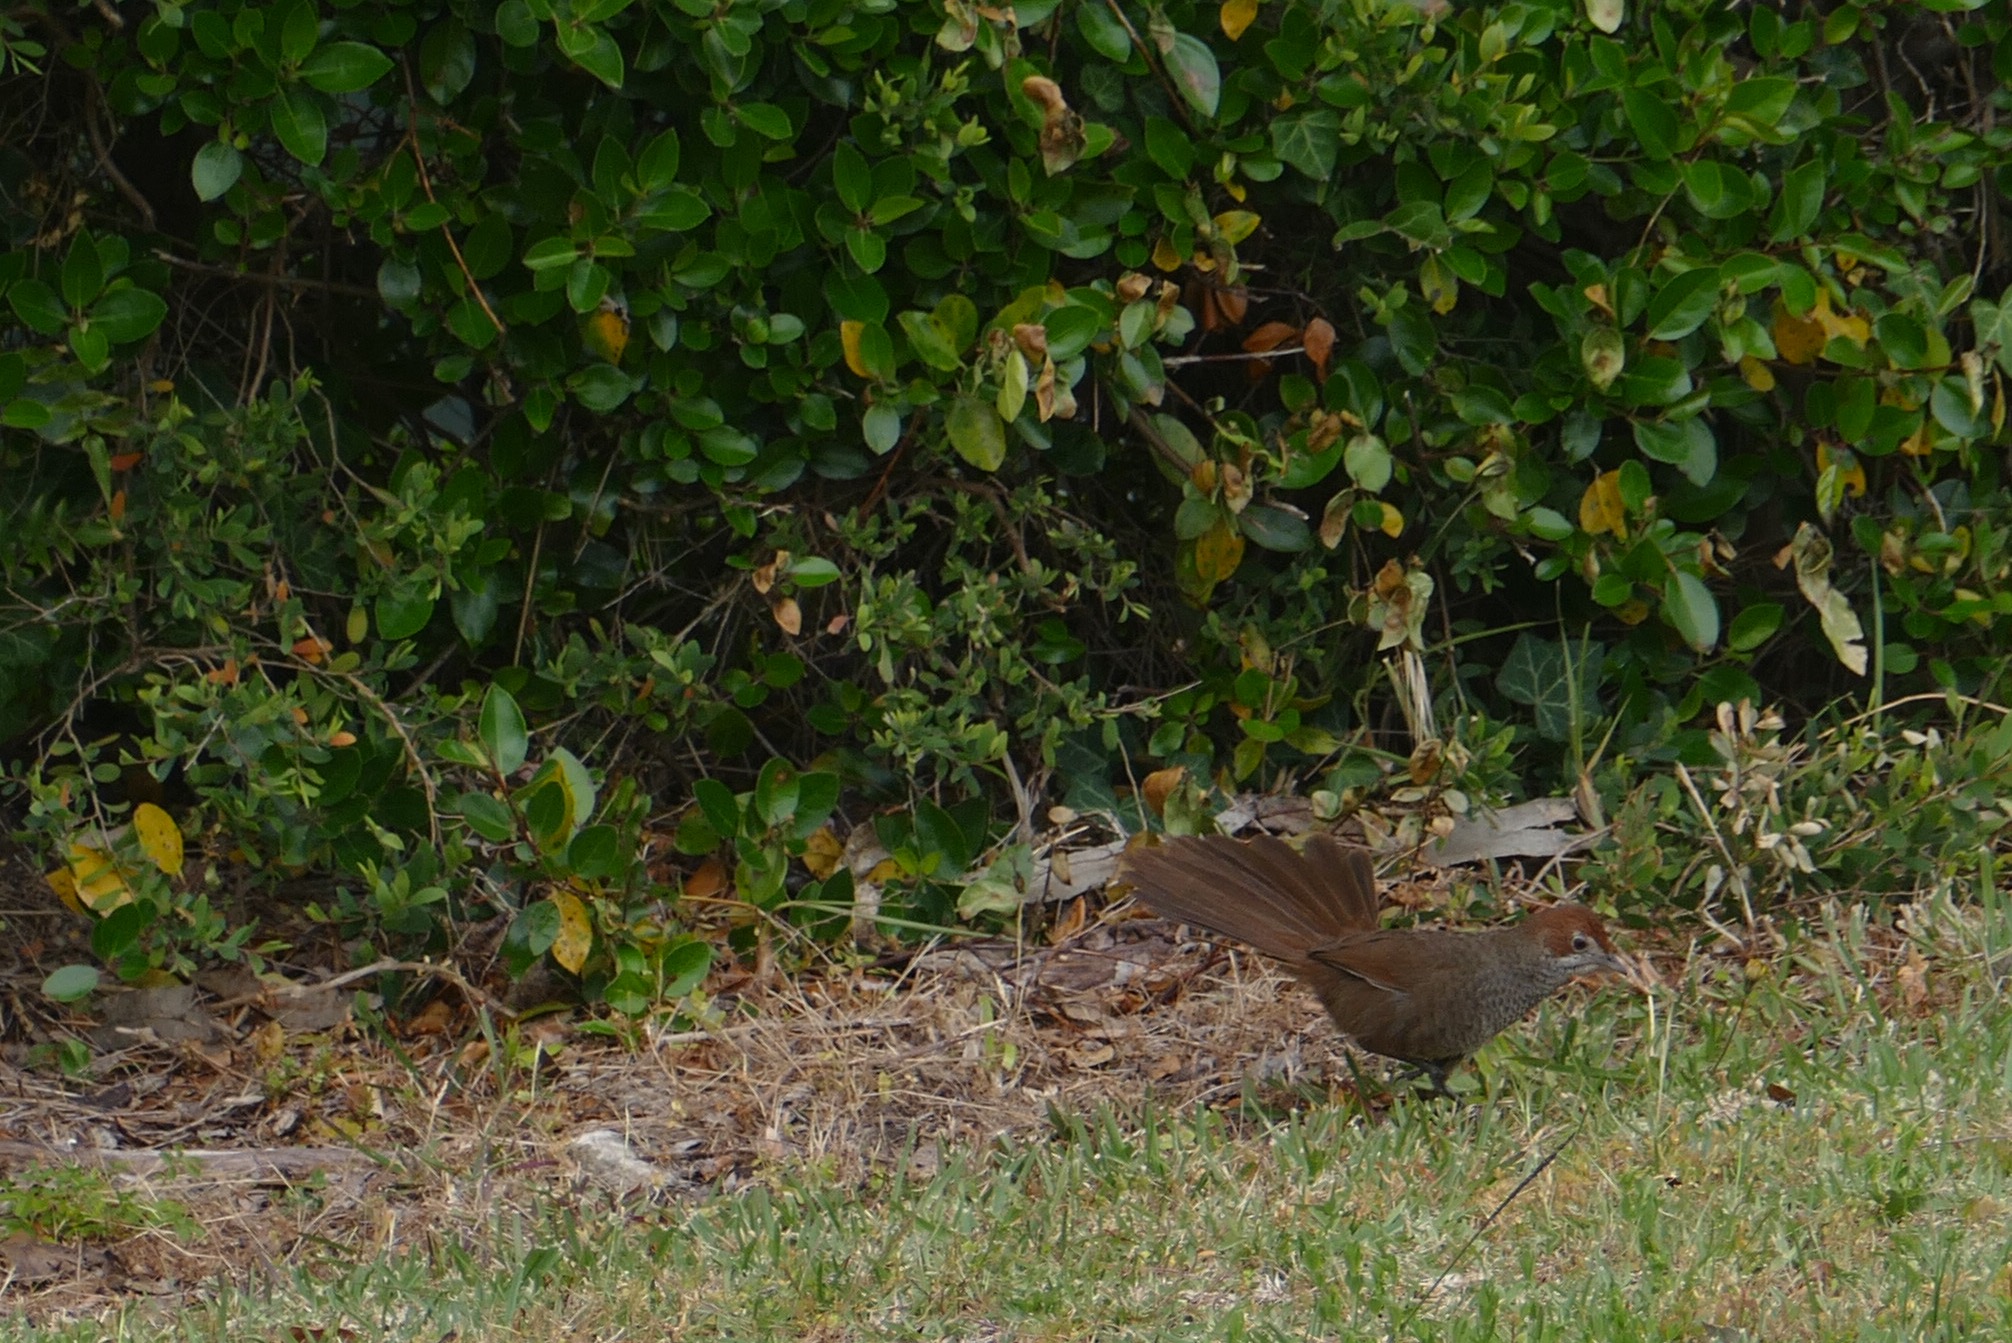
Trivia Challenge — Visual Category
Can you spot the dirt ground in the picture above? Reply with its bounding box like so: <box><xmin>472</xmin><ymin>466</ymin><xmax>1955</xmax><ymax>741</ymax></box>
<box><xmin>5</xmin><ymin>849</ymin><xmax>1457</xmax><ymax>1322</ymax></box>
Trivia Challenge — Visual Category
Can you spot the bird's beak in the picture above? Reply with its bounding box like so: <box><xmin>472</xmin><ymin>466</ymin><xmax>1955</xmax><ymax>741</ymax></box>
<box><xmin>1599</xmin><ymin>950</ymin><xmax>1657</xmax><ymax>993</ymax></box>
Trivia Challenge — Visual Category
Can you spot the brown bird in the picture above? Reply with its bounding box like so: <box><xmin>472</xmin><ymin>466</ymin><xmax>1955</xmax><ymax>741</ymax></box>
<box><xmin>1119</xmin><ymin>833</ymin><xmax>1635</xmax><ymax>1098</ymax></box>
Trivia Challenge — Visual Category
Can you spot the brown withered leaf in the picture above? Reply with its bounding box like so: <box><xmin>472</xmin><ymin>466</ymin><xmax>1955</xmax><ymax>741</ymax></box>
<box><xmin>684</xmin><ymin>854</ymin><xmax>727</xmax><ymax>899</ymax></box>
<box><xmin>1141</xmin><ymin>765</ymin><xmax>1187</xmax><ymax>815</ymax></box>
<box><xmin>1302</xmin><ymin>316</ymin><xmax>1336</xmax><ymax>379</ymax></box>
<box><xmin>1047</xmin><ymin>895</ymin><xmax>1087</xmax><ymax>945</ymax></box>
<box><xmin>1243</xmin><ymin>320</ymin><xmax>1297</xmax><ymax>354</ymax></box>
<box><xmin>1022</xmin><ymin>76</ymin><xmax>1085</xmax><ymax>175</ymax></box>
<box><xmin>771</xmin><ymin>594</ymin><xmax>802</xmax><ymax>635</ymax></box>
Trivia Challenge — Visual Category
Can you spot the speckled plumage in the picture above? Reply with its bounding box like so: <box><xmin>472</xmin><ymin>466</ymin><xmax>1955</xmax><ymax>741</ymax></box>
<box><xmin>1119</xmin><ymin>834</ymin><xmax>1632</xmax><ymax>1095</ymax></box>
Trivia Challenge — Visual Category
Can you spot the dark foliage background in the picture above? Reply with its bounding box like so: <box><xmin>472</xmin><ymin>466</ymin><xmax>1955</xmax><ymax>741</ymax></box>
<box><xmin>5</xmin><ymin>0</ymin><xmax>2010</xmax><ymax>1004</ymax></box>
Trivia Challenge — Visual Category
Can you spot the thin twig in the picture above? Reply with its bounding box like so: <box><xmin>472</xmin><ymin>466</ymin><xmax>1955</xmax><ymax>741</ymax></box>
<box><xmin>402</xmin><ymin>66</ymin><xmax>505</xmax><ymax>339</ymax></box>
<box><xmin>1394</xmin><ymin>1125</ymin><xmax>1582</xmax><ymax>1339</ymax></box>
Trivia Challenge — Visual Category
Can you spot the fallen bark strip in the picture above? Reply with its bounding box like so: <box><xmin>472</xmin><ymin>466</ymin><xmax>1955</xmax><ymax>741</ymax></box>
<box><xmin>0</xmin><ymin>1141</ymin><xmax>380</xmax><ymax>1180</ymax></box>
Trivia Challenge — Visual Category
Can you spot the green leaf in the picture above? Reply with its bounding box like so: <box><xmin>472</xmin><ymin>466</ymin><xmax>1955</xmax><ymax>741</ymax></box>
<box><xmin>1271</xmin><ymin>109</ymin><xmax>1341</xmax><ymax>180</ymax></box>
<box><xmin>660</xmin><ymin>939</ymin><xmax>713</xmax><ymax>997</ymax></box>
<box><xmin>298</xmin><ymin>41</ymin><xmax>393</xmax><ymax>93</ymax></box>
<box><xmin>1645</xmin><ymin>266</ymin><xmax>1722</xmax><ymax>340</ymax></box>
<box><xmin>568</xmin><ymin>363</ymin><xmax>633</xmax><ymax>411</ymax></box>
<box><xmin>191</xmin><ymin>141</ymin><xmax>243</xmax><ymax>202</ymax></box>
<box><xmin>753</xmin><ymin>758</ymin><xmax>801</xmax><ymax>828</ymax></box>
<box><xmin>1239</xmin><ymin>504</ymin><xmax>1311</xmax><ymax>552</ymax></box>
<box><xmin>456</xmin><ymin>791</ymin><xmax>517</xmax><ymax>842</ymax></box>
<box><xmin>1165</xmin><ymin>33</ymin><xmax>1221</xmax><ymax>118</ymax></box>
<box><xmin>8</xmin><ymin>279</ymin><xmax>67</xmax><ymax>334</ymax></box>
<box><xmin>1622</xmin><ymin>87</ymin><xmax>1679</xmax><ymax>160</ymax></box>
<box><xmin>42</xmin><ymin>964</ymin><xmax>100</xmax><ymax>1004</ymax></box>
<box><xmin>1725</xmin><ymin>76</ymin><xmax>1795</xmax><ymax>128</ymax></box>
<box><xmin>481</xmin><ymin>684</ymin><xmax>530</xmax><ymax>775</ymax></box>
<box><xmin>863</xmin><ymin>402</ymin><xmax>902</xmax><ymax>454</ymax></box>
<box><xmin>375</xmin><ymin>590</ymin><xmax>434</xmax><ymax>641</ymax></box>
<box><xmin>1874</xmin><ymin>312</ymin><xmax>1929</xmax><ymax>370</ymax></box>
<box><xmin>694</xmin><ymin>777</ymin><xmax>742</xmax><ymax>839</ymax></box>
<box><xmin>556</xmin><ymin>22</ymin><xmax>624</xmax><ymax>88</ymax></box>
<box><xmin>270</xmin><ymin>86</ymin><xmax>328</xmax><ymax>167</ymax></box>
<box><xmin>92</xmin><ymin>287</ymin><xmax>167</xmax><ymax>343</ymax></box>
<box><xmin>1495</xmin><ymin>632</ymin><xmax>1605</xmax><ymax>742</ymax></box>
<box><xmin>61</xmin><ymin>233</ymin><xmax>102</xmax><ymax>311</ymax></box>
<box><xmin>833</xmin><ymin>143</ymin><xmax>872</xmax><ymax>213</ymax></box>
<box><xmin>522</xmin><ymin>237</ymin><xmax>581</xmax><ymax>272</ymax></box>
<box><xmin>1681</xmin><ymin>161</ymin><xmax>1750</xmax><ymax>220</ymax></box>
<box><xmin>1727</xmin><ymin>602</ymin><xmax>1783</xmax><ymax>652</ymax></box>
<box><xmin>737</xmin><ymin>102</ymin><xmax>794</xmax><ymax>140</ymax></box>
<box><xmin>1663</xmin><ymin>571</ymin><xmax>1720</xmax><ymax>652</ymax></box>
<box><xmin>946</xmin><ymin>395</ymin><xmax>1007</xmax><ymax>471</ymax></box>
<box><xmin>1077</xmin><ymin>1</ymin><xmax>1132</xmax><ymax>60</ymax></box>
<box><xmin>1343</xmin><ymin>433</ymin><xmax>1392</xmax><ymax>492</ymax></box>
<box><xmin>567</xmin><ymin>824</ymin><xmax>625</xmax><ymax>880</ymax></box>
<box><xmin>1145</xmin><ymin>117</ymin><xmax>1194</xmax><ymax>180</ymax></box>
<box><xmin>1969</xmin><ymin>295</ymin><xmax>2012</xmax><ymax>374</ymax></box>
<box><xmin>1385</xmin><ymin>201</ymin><xmax>1451</xmax><ymax>250</ymax></box>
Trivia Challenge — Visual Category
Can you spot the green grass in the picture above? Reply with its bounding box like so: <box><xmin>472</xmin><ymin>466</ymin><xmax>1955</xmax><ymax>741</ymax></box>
<box><xmin>15</xmin><ymin>895</ymin><xmax>2012</xmax><ymax>1341</ymax></box>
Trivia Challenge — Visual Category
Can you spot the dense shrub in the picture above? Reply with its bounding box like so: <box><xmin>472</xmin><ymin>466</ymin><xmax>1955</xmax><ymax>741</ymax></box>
<box><xmin>5</xmin><ymin>0</ymin><xmax>2011</xmax><ymax>999</ymax></box>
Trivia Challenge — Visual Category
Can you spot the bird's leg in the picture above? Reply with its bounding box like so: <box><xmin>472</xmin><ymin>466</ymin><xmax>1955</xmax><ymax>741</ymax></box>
<box><xmin>1399</xmin><ymin>1061</ymin><xmax>1460</xmax><ymax>1103</ymax></box>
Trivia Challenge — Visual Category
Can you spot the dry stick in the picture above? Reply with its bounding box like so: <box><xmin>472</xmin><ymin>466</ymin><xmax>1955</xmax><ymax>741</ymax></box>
<box><xmin>402</xmin><ymin>68</ymin><xmax>506</xmax><ymax>340</ymax></box>
<box><xmin>208</xmin><ymin>955</ymin><xmax>513</xmax><ymax>1019</ymax></box>
<box><xmin>1392</xmin><ymin>1123</ymin><xmax>1583</xmax><ymax>1341</ymax></box>
<box><xmin>154</xmin><ymin>251</ymin><xmax>380</xmax><ymax>299</ymax></box>
<box><xmin>1100</xmin><ymin>0</ymin><xmax>1197</xmax><ymax>136</ymax></box>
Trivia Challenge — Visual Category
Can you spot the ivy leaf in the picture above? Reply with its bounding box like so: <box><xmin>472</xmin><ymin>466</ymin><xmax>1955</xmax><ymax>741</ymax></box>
<box><xmin>1271</xmin><ymin>109</ymin><xmax>1340</xmax><ymax>180</ymax></box>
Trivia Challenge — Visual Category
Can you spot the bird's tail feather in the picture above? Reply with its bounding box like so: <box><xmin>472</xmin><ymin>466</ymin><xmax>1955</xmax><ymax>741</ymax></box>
<box><xmin>1117</xmin><ymin>834</ymin><xmax>1379</xmax><ymax>962</ymax></box>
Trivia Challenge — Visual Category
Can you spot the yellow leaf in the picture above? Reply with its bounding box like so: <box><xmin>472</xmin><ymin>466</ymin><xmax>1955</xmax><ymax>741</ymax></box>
<box><xmin>584</xmin><ymin>302</ymin><xmax>630</xmax><ymax>364</ymax></box>
<box><xmin>801</xmin><ymin>826</ymin><xmax>844</xmax><ymax>879</ymax></box>
<box><xmin>1420</xmin><ymin>254</ymin><xmax>1458</xmax><ymax>315</ymax></box>
<box><xmin>1219</xmin><ymin>0</ymin><xmax>1259</xmax><ymax>40</ymax></box>
<box><xmin>1151</xmin><ymin>236</ymin><xmax>1182</xmax><ymax>272</ymax></box>
<box><xmin>66</xmin><ymin>843</ymin><xmax>134</xmax><ymax>914</ymax></box>
<box><xmin>1816</xmin><ymin>442</ymin><xmax>1867</xmax><ymax>495</ymax></box>
<box><xmin>1615</xmin><ymin>598</ymin><xmax>1651</xmax><ymax>625</ymax></box>
<box><xmin>46</xmin><ymin>867</ymin><xmax>86</xmax><ymax>917</ymax></box>
<box><xmin>1813</xmin><ymin>290</ymin><xmax>1869</xmax><ymax>348</ymax></box>
<box><xmin>1772</xmin><ymin>300</ymin><xmax>1825</xmax><ymax>365</ymax></box>
<box><xmin>1212</xmin><ymin>210</ymin><xmax>1260</xmax><ymax>245</ymax></box>
<box><xmin>1377</xmin><ymin>502</ymin><xmax>1404</xmax><ymax>538</ymax></box>
<box><xmin>1899</xmin><ymin>422</ymin><xmax>1935</xmax><ymax>457</ymax></box>
<box><xmin>1738</xmin><ymin>355</ymin><xmax>1776</xmax><ymax>392</ymax></box>
<box><xmin>1579</xmin><ymin>470</ymin><xmax>1626</xmax><ymax>536</ymax></box>
<box><xmin>840</xmin><ymin>320</ymin><xmax>870</xmax><ymax>378</ymax></box>
<box><xmin>133</xmin><ymin>802</ymin><xmax>184</xmax><ymax>877</ymax></box>
<box><xmin>1195</xmin><ymin>520</ymin><xmax>1245</xmax><ymax>582</ymax></box>
<box><xmin>548</xmin><ymin>890</ymin><xmax>593</xmax><ymax>974</ymax></box>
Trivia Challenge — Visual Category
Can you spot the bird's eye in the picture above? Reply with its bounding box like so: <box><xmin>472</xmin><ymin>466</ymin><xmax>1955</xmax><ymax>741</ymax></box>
<box><xmin>1571</xmin><ymin>933</ymin><xmax>1590</xmax><ymax>952</ymax></box>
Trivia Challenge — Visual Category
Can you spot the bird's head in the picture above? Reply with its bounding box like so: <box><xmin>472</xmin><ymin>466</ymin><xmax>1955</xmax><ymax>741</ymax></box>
<box><xmin>1525</xmin><ymin>904</ymin><xmax>1640</xmax><ymax>986</ymax></box>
